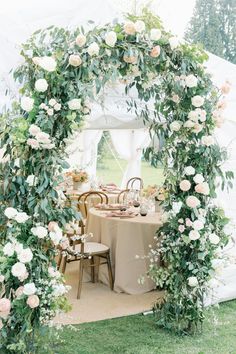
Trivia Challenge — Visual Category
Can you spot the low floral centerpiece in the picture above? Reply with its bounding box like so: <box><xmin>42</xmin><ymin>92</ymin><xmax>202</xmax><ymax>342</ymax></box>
<box><xmin>142</xmin><ymin>184</ymin><xmax>168</xmax><ymax>211</ymax></box>
<box><xmin>66</xmin><ymin>170</ymin><xmax>89</xmax><ymax>190</ymax></box>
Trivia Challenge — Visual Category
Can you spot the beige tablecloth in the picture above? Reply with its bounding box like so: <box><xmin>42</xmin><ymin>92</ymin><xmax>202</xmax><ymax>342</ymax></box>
<box><xmin>85</xmin><ymin>208</ymin><xmax>162</xmax><ymax>294</ymax></box>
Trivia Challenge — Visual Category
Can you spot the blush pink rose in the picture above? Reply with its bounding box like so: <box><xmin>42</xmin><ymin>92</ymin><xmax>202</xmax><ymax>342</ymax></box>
<box><xmin>48</xmin><ymin>221</ymin><xmax>58</xmax><ymax>232</ymax></box>
<box><xmin>15</xmin><ymin>286</ymin><xmax>24</xmax><ymax>298</ymax></box>
<box><xmin>178</xmin><ymin>225</ymin><xmax>185</xmax><ymax>233</ymax></box>
<box><xmin>195</xmin><ymin>182</ymin><xmax>210</xmax><ymax>195</ymax></box>
<box><xmin>0</xmin><ymin>298</ymin><xmax>11</xmax><ymax>313</ymax></box>
<box><xmin>217</xmin><ymin>100</ymin><xmax>227</xmax><ymax>110</ymax></box>
<box><xmin>179</xmin><ymin>180</ymin><xmax>191</xmax><ymax>192</ymax></box>
<box><xmin>221</xmin><ymin>81</ymin><xmax>231</xmax><ymax>95</ymax></box>
<box><xmin>150</xmin><ymin>45</ymin><xmax>161</xmax><ymax>58</ymax></box>
<box><xmin>186</xmin><ymin>196</ymin><xmax>200</xmax><ymax>208</ymax></box>
<box><xmin>123</xmin><ymin>55</ymin><xmax>137</xmax><ymax>64</ymax></box>
<box><xmin>27</xmin><ymin>295</ymin><xmax>40</xmax><ymax>309</ymax></box>
<box><xmin>185</xmin><ymin>218</ymin><xmax>193</xmax><ymax>227</ymax></box>
<box><xmin>27</xmin><ymin>138</ymin><xmax>40</xmax><ymax>149</ymax></box>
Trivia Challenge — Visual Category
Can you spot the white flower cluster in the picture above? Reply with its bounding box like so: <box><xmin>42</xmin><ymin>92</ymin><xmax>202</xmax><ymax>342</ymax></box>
<box><xmin>31</xmin><ymin>222</ymin><xmax>63</xmax><ymax>246</ymax></box>
<box><xmin>32</xmin><ymin>56</ymin><xmax>57</xmax><ymax>72</ymax></box>
<box><xmin>40</xmin><ymin>99</ymin><xmax>61</xmax><ymax>115</ymax></box>
<box><xmin>184</xmin><ymin>108</ymin><xmax>207</xmax><ymax>134</ymax></box>
<box><xmin>21</xmin><ymin>97</ymin><xmax>34</xmax><ymax>112</ymax></box>
<box><xmin>4</xmin><ymin>207</ymin><xmax>30</xmax><ymax>223</ymax></box>
<box><xmin>27</xmin><ymin>124</ymin><xmax>55</xmax><ymax>150</ymax></box>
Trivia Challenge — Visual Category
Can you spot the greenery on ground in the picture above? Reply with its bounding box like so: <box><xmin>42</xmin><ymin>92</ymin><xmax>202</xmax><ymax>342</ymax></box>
<box><xmin>185</xmin><ymin>0</ymin><xmax>236</xmax><ymax>64</ymax></box>
<box><xmin>40</xmin><ymin>300</ymin><xmax>236</xmax><ymax>354</ymax></box>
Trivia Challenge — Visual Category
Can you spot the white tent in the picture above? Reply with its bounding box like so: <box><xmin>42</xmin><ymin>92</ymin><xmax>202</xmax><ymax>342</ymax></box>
<box><xmin>0</xmin><ymin>0</ymin><xmax>236</xmax><ymax>303</ymax></box>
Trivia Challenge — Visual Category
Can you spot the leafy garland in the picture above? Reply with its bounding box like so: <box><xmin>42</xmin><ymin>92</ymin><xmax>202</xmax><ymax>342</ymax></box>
<box><xmin>0</xmin><ymin>9</ymin><xmax>232</xmax><ymax>352</ymax></box>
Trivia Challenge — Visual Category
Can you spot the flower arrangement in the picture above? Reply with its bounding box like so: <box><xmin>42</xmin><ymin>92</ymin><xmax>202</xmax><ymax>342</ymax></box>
<box><xmin>142</xmin><ymin>184</ymin><xmax>167</xmax><ymax>201</ymax></box>
<box><xmin>0</xmin><ymin>7</ymin><xmax>233</xmax><ymax>352</ymax></box>
<box><xmin>66</xmin><ymin>169</ymin><xmax>89</xmax><ymax>183</ymax></box>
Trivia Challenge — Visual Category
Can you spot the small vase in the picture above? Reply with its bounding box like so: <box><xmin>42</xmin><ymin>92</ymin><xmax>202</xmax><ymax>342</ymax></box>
<box><xmin>73</xmin><ymin>180</ymin><xmax>82</xmax><ymax>191</ymax></box>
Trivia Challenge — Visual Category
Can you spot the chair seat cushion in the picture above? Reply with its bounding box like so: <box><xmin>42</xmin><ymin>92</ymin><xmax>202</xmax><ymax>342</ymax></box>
<box><xmin>75</xmin><ymin>242</ymin><xmax>109</xmax><ymax>255</ymax></box>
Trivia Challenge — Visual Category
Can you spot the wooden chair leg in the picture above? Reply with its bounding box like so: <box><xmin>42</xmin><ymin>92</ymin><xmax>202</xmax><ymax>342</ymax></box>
<box><xmin>90</xmin><ymin>256</ymin><xmax>95</xmax><ymax>283</ymax></box>
<box><xmin>106</xmin><ymin>252</ymin><xmax>114</xmax><ymax>290</ymax></box>
<box><xmin>57</xmin><ymin>251</ymin><xmax>62</xmax><ymax>270</ymax></box>
<box><xmin>77</xmin><ymin>259</ymin><xmax>84</xmax><ymax>299</ymax></box>
<box><xmin>61</xmin><ymin>255</ymin><xmax>67</xmax><ymax>274</ymax></box>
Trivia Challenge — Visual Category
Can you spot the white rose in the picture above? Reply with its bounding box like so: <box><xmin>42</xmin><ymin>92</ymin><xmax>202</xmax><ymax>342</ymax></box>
<box><xmin>189</xmin><ymin>229</ymin><xmax>201</xmax><ymax>240</ymax></box>
<box><xmin>184</xmin><ymin>166</ymin><xmax>195</xmax><ymax>176</ymax></box>
<box><xmin>21</xmin><ymin>97</ymin><xmax>34</xmax><ymax>112</ymax></box>
<box><xmin>23</xmin><ymin>282</ymin><xmax>37</xmax><ymax>296</ymax></box>
<box><xmin>124</xmin><ymin>21</ymin><xmax>136</xmax><ymax>35</ymax></box>
<box><xmin>76</xmin><ymin>34</ymin><xmax>86</xmax><ymax>47</ymax></box>
<box><xmin>209</xmin><ymin>233</ymin><xmax>220</xmax><ymax>245</ymax></box>
<box><xmin>26</xmin><ymin>175</ymin><xmax>38</xmax><ymax>186</ymax></box>
<box><xmin>49</xmin><ymin>99</ymin><xmax>57</xmax><ymax>107</ymax></box>
<box><xmin>54</xmin><ymin>103</ymin><xmax>61</xmax><ymax>111</ymax></box>
<box><xmin>68</xmin><ymin>98</ymin><xmax>81</xmax><ymax>110</ymax></box>
<box><xmin>3</xmin><ymin>242</ymin><xmax>14</xmax><ymax>257</ymax></box>
<box><xmin>15</xmin><ymin>212</ymin><xmax>30</xmax><ymax>223</ymax></box>
<box><xmin>169</xmin><ymin>37</ymin><xmax>179</xmax><ymax>50</ymax></box>
<box><xmin>105</xmin><ymin>31</ymin><xmax>117</xmax><ymax>47</ymax></box>
<box><xmin>29</xmin><ymin>124</ymin><xmax>41</xmax><ymax>136</ymax></box>
<box><xmin>193</xmin><ymin>174</ymin><xmax>204</xmax><ymax>184</ymax></box>
<box><xmin>179</xmin><ymin>180</ymin><xmax>191</xmax><ymax>192</ymax></box>
<box><xmin>188</xmin><ymin>276</ymin><xmax>198</xmax><ymax>287</ymax></box>
<box><xmin>31</xmin><ymin>226</ymin><xmax>48</xmax><ymax>239</ymax></box>
<box><xmin>35</xmin><ymin>79</ymin><xmax>48</xmax><ymax>92</ymax></box>
<box><xmin>185</xmin><ymin>74</ymin><xmax>198</xmax><ymax>88</ymax></box>
<box><xmin>192</xmin><ymin>220</ymin><xmax>204</xmax><ymax>231</ymax></box>
<box><xmin>134</xmin><ymin>20</ymin><xmax>145</xmax><ymax>33</ymax></box>
<box><xmin>87</xmin><ymin>42</ymin><xmax>100</xmax><ymax>56</ymax></box>
<box><xmin>186</xmin><ymin>196</ymin><xmax>200</xmax><ymax>208</ymax></box>
<box><xmin>188</xmin><ymin>110</ymin><xmax>198</xmax><ymax>122</ymax></box>
<box><xmin>38</xmin><ymin>56</ymin><xmax>56</xmax><ymax>72</ymax></box>
<box><xmin>14</xmin><ymin>243</ymin><xmax>23</xmax><ymax>254</ymax></box>
<box><xmin>11</xmin><ymin>262</ymin><xmax>27</xmax><ymax>279</ymax></box>
<box><xmin>17</xmin><ymin>248</ymin><xmax>33</xmax><ymax>263</ymax></box>
<box><xmin>170</xmin><ymin>120</ymin><xmax>182</xmax><ymax>132</ymax></box>
<box><xmin>195</xmin><ymin>182</ymin><xmax>210</xmax><ymax>195</ymax></box>
<box><xmin>201</xmin><ymin>135</ymin><xmax>214</xmax><ymax>146</ymax></box>
<box><xmin>4</xmin><ymin>207</ymin><xmax>18</xmax><ymax>219</ymax></box>
<box><xmin>69</xmin><ymin>54</ymin><xmax>82</xmax><ymax>67</ymax></box>
<box><xmin>49</xmin><ymin>227</ymin><xmax>63</xmax><ymax>246</ymax></box>
<box><xmin>191</xmin><ymin>95</ymin><xmax>204</xmax><ymax>108</ymax></box>
<box><xmin>150</xmin><ymin>28</ymin><xmax>161</xmax><ymax>41</ymax></box>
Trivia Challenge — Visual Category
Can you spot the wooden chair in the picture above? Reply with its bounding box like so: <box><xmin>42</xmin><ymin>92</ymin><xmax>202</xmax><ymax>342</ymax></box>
<box><xmin>60</xmin><ymin>227</ymin><xmax>113</xmax><ymax>299</ymax></box>
<box><xmin>126</xmin><ymin>177</ymin><xmax>144</xmax><ymax>190</ymax></box>
<box><xmin>117</xmin><ymin>189</ymin><xmax>130</xmax><ymax>204</ymax></box>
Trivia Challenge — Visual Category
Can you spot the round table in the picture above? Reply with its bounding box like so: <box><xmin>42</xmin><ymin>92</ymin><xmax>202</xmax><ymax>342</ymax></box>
<box><xmin>85</xmin><ymin>208</ymin><xmax>162</xmax><ymax>294</ymax></box>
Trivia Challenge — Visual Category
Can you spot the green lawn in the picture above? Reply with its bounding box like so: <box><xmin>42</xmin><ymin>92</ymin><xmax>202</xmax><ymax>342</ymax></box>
<box><xmin>97</xmin><ymin>158</ymin><xmax>164</xmax><ymax>187</ymax></box>
<box><xmin>41</xmin><ymin>300</ymin><xmax>236</xmax><ymax>354</ymax></box>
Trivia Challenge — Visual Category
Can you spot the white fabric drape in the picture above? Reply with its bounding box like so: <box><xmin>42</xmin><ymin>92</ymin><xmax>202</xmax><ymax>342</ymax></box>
<box><xmin>67</xmin><ymin>130</ymin><xmax>102</xmax><ymax>178</ymax></box>
<box><xmin>110</xmin><ymin>129</ymin><xmax>151</xmax><ymax>188</ymax></box>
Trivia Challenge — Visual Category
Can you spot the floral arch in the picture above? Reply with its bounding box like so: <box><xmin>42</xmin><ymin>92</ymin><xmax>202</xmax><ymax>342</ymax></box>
<box><xmin>0</xmin><ymin>10</ymin><xmax>232</xmax><ymax>352</ymax></box>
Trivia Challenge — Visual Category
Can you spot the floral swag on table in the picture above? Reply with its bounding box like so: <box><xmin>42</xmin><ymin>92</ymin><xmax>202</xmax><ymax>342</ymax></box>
<box><xmin>0</xmin><ymin>9</ymin><xmax>233</xmax><ymax>352</ymax></box>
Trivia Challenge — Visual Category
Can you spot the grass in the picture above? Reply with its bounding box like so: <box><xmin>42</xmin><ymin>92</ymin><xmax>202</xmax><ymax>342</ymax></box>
<box><xmin>97</xmin><ymin>158</ymin><xmax>164</xmax><ymax>187</ymax></box>
<box><xmin>41</xmin><ymin>300</ymin><xmax>236</xmax><ymax>354</ymax></box>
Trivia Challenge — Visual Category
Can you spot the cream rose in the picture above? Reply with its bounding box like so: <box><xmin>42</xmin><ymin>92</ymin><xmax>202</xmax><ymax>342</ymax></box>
<box><xmin>15</xmin><ymin>286</ymin><xmax>24</xmax><ymax>298</ymax></box>
<box><xmin>0</xmin><ymin>298</ymin><xmax>11</xmax><ymax>313</ymax></box>
<box><xmin>36</xmin><ymin>132</ymin><xmax>51</xmax><ymax>144</ymax></box>
<box><xmin>195</xmin><ymin>182</ymin><xmax>210</xmax><ymax>195</ymax></box>
<box><xmin>105</xmin><ymin>31</ymin><xmax>117</xmax><ymax>47</ymax></box>
<box><xmin>69</xmin><ymin>54</ymin><xmax>82</xmax><ymax>67</ymax></box>
<box><xmin>29</xmin><ymin>124</ymin><xmax>41</xmax><ymax>136</ymax></box>
<box><xmin>37</xmin><ymin>56</ymin><xmax>56</xmax><ymax>72</ymax></box>
<box><xmin>188</xmin><ymin>276</ymin><xmax>198</xmax><ymax>287</ymax></box>
<box><xmin>3</xmin><ymin>242</ymin><xmax>14</xmax><ymax>257</ymax></box>
<box><xmin>184</xmin><ymin>166</ymin><xmax>195</xmax><ymax>176</ymax></box>
<box><xmin>191</xmin><ymin>95</ymin><xmax>204</xmax><ymax>108</ymax></box>
<box><xmin>17</xmin><ymin>248</ymin><xmax>33</xmax><ymax>264</ymax></box>
<box><xmin>27</xmin><ymin>295</ymin><xmax>40</xmax><ymax>309</ymax></box>
<box><xmin>184</xmin><ymin>120</ymin><xmax>195</xmax><ymax>128</ymax></box>
<box><xmin>134</xmin><ymin>20</ymin><xmax>145</xmax><ymax>33</ymax></box>
<box><xmin>189</xmin><ymin>229</ymin><xmax>200</xmax><ymax>240</ymax></box>
<box><xmin>76</xmin><ymin>34</ymin><xmax>86</xmax><ymax>47</ymax></box>
<box><xmin>179</xmin><ymin>180</ymin><xmax>191</xmax><ymax>192</ymax></box>
<box><xmin>192</xmin><ymin>220</ymin><xmax>204</xmax><ymax>231</ymax></box>
<box><xmin>124</xmin><ymin>21</ymin><xmax>136</xmax><ymax>35</ymax></box>
<box><xmin>193</xmin><ymin>174</ymin><xmax>204</xmax><ymax>184</ymax></box>
<box><xmin>27</xmin><ymin>138</ymin><xmax>40</xmax><ymax>150</ymax></box>
<box><xmin>170</xmin><ymin>120</ymin><xmax>182</xmax><ymax>132</ymax></box>
<box><xmin>35</xmin><ymin>79</ymin><xmax>48</xmax><ymax>92</ymax></box>
<box><xmin>87</xmin><ymin>42</ymin><xmax>100</xmax><ymax>56</ymax></box>
<box><xmin>150</xmin><ymin>28</ymin><xmax>161</xmax><ymax>41</ymax></box>
<box><xmin>209</xmin><ymin>233</ymin><xmax>220</xmax><ymax>245</ymax></box>
<box><xmin>21</xmin><ymin>97</ymin><xmax>34</xmax><ymax>112</ymax></box>
<box><xmin>123</xmin><ymin>55</ymin><xmax>137</xmax><ymax>64</ymax></box>
<box><xmin>54</xmin><ymin>103</ymin><xmax>61</xmax><ymax>111</ymax></box>
<box><xmin>221</xmin><ymin>81</ymin><xmax>231</xmax><ymax>95</ymax></box>
<box><xmin>185</xmin><ymin>74</ymin><xmax>198</xmax><ymax>88</ymax></box>
<box><xmin>49</xmin><ymin>98</ymin><xmax>57</xmax><ymax>107</ymax></box>
<box><xmin>201</xmin><ymin>135</ymin><xmax>214</xmax><ymax>146</ymax></box>
<box><xmin>186</xmin><ymin>195</ymin><xmax>200</xmax><ymax>208</ymax></box>
<box><xmin>31</xmin><ymin>225</ymin><xmax>48</xmax><ymax>239</ymax></box>
<box><xmin>15</xmin><ymin>212</ymin><xmax>30</xmax><ymax>223</ymax></box>
<box><xmin>11</xmin><ymin>262</ymin><xmax>27</xmax><ymax>279</ymax></box>
<box><xmin>68</xmin><ymin>98</ymin><xmax>81</xmax><ymax>110</ymax></box>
